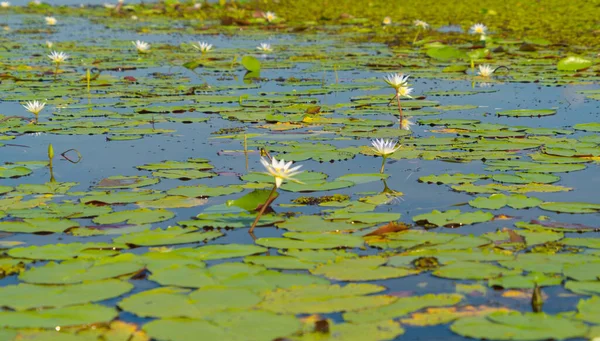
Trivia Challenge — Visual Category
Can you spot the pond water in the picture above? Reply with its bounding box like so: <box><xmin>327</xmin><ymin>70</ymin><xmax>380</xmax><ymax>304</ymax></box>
<box><xmin>0</xmin><ymin>2</ymin><xmax>600</xmax><ymax>341</ymax></box>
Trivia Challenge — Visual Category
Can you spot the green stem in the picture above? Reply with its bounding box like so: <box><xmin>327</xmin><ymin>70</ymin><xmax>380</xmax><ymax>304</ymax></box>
<box><xmin>380</xmin><ymin>156</ymin><xmax>387</xmax><ymax>174</ymax></box>
<box><xmin>412</xmin><ymin>29</ymin><xmax>420</xmax><ymax>45</ymax></box>
<box><xmin>249</xmin><ymin>184</ymin><xmax>278</xmax><ymax>233</ymax></box>
<box><xmin>86</xmin><ymin>68</ymin><xmax>91</xmax><ymax>92</ymax></box>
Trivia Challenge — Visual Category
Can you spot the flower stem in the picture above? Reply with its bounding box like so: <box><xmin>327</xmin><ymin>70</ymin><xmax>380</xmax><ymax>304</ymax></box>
<box><xmin>249</xmin><ymin>184</ymin><xmax>278</xmax><ymax>233</ymax></box>
<box><xmin>380</xmin><ymin>156</ymin><xmax>387</xmax><ymax>174</ymax></box>
<box><xmin>412</xmin><ymin>29</ymin><xmax>420</xmax><ymax>45</ymax></box>
<box><xmin>396</xmin><ymin>93</ymin><xmax>403</xmax><ymax>123</ymax></box>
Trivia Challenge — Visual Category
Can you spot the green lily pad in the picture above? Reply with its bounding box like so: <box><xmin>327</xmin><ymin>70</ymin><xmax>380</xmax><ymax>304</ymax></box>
<box><xmin>539</xmin><ymin>201</ymin><xmax>600</xmax><ymax>213</ymax></box>
<box><xmin>413</xmin><ymin>210</ymin><xmax>494</xmax><ymax>227</ymax></box>
<box><xmin>0</xmin><ymin>304</ymin><xmax>118</xmax><ymax>329</ymax></box>
<box><xmin>143</xmin><ymin>311</ymin><xmax>300</xmax><ymax>341</ymax></box>
<box><xmin>311</xmin><ymin>256</ymin><xmax>419</xmax><ymax>281</ymax></box>
<box><xmin>557</xmin><ymin>56</ymin><xmax>593</xmax><ymax>71</ymax></box>
<box><xmin>0</xmin><ymin>279</ymin><xmax>133</xmax><ymax>310</ymax></box>
<box><xmin>20</xmin><ymin>256</ymin><xmax>144</xmax><ymax>284</ymax></box>
<box><xmin>497</xmin><ymin>109</ymin><xmax>556</xmax><ymax>117</ymax></box>
<box><xmin>93</xmin><ymin>208</ymin><xmax>175</xmax><ymax>225</ymax></box>
<box><xmin>451</xmin><ymin>312</ymin><xmax>587</xmax><ymax>340</ymax></box>
<box><xmin>433</xmin><ymin>262</ymin><xmax>521</xmax><ymax>280</ymax></box>
<box><xmin>256</xmin><ymin>232</ymin><xmax>364</xmax><ymax>249</ymax></box>
<box><xmin>113</xmin><ymin>227</ymin><xmax>223</xmax><ymax>246</ymax></box>
<box><xmin>343</xmin><ymin>293</ymin><xmax>463</xmax><ymax>323</ymax></box>
<box><xmin>258</xmin><ymin>283</ymin><xmax>392</xmax><ymax>314</ymax></box>
<box><xmin>469</xmin><ymin>194</ymin><xmax>542</xmax><ymax>209</ymax></box>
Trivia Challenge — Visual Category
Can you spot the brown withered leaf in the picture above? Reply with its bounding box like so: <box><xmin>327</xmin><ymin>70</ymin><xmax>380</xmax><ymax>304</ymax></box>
<box><xmin>364</xmin><ymin>222</ymin><xmax>410</xmax><ymax>236</ymax></box>
<box><xmin>504</xmin><ymin>228</ymin><xmax>526</xmax><ymax>244</ymax></box>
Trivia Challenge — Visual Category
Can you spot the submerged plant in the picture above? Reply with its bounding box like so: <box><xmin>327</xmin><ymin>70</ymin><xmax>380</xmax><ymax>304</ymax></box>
<box><xmin>192</xmin><ymin>41</ymin><xmax>213</xmax><ymax>55</ymax></box>
<box><xmin>132</xmin><ymin>40</ymin><xmax>150</xmax><ymax>54</ymax></box>
<box><xmin>22</xmin><ymin>100</ymin><xmax>46</xmax><ymax>122</ymax></box>
<box><xmin>371</xmin><ymin>138</ymin><xmax>400</xmax><ymax>173</ymax></box>
<box><xmin>384</xmin><ymin>73</ymin><xmax>413</xmax><ymax>125</ymax></box>
<box><xmin>413</xmin><ymin>20</ymin><xmax>429</xmax><ymax>43</ymax></box>
<box><xmin>249</xmin><ymin>156</ymin><xmax>303</xmax><ymax>233</ymax></box>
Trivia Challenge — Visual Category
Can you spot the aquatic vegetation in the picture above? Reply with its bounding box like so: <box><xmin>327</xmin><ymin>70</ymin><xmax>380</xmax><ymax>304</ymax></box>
<box><xmin>0</xmin><ymin>1</ymin><xmax>599</xmax><ymax>340</ymax></box>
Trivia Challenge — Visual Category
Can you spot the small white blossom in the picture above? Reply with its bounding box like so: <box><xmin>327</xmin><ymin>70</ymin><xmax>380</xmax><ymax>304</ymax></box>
<box><xmin>383</xmin><ymin>73</ymin><xmax>410</xmax><ymax>90</ymax></box>
<box><xmin>478</xmin><ymin>64</ymin><xmax>494</xmax><ymax>77</ymax></box>
<box><xmin>469</xmin><ymin>23</ymin><xmax>487</xmax><ymax>35</ymax></box>
<box><xmin>48</xmin><ymin>51</ymin><xmax>68</xmax><ymax>64</ymax></box>
<box><xmin>263</xmin><ymin>11</ymin><xmax>276</xmax><ymax>23</ymax></box>
<box><xmin>260</xmin><ymin>157</ymin><xmax>303</xmax><ymax>188</ymax></box>
<box><xmin>257</xmin><ymin>43</ymin><xmax>272</xmax><ymax>52</ymax></box>
<box><xmin>22</xmin><ymin>100</ymin><xmax>46</xmax><ymax>115</ymax></box>
<box><xmin>371</xmin><ymin>139</ymin><xmax>400</xmax><ymax>157</ymax></box>
<box><xmin>132</xmin><ymin>40</ymin><xmax>150</xmax><ymax>53</ymax></box>
<box><xmin>414</xmin><ymin>20</ymin><xmax>429</xmax><ymax>29</ymax></box>
<box><xmin>191</xmin><ymin>41</ymin><xmax>212</xmax><ymax>53</ymax></box>
<box><xmin>45</xmin><ymin>16</ymin><xmax>57</xmax><ymax>25</ymax></box>
<box><xmin>400</xmin><ymin>118</ymin><xmax>415</xmax><ymax>131</ymax></box>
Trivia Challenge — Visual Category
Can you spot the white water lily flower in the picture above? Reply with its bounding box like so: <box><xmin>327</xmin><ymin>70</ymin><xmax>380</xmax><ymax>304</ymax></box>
<box><xmin>469</xmin><ymin>23</ymin><xmax>487</xmax><ymax>35</ymax></box>
<box><xmin>45</xmin><ymin>40</ymin><xmax>53</xmax><ymax>48</ymax></box>
<box><xmin>132</xmin><ymin>40</ymin><xmax>150</xmax><ymax>53</ymax></box>
<box><xmin>104</xmin><ymin>3</ymin><xmax>115</xmax><ymax>8</ymax></box>
<box><xmin>1</xmin><ymin>2</ymin><xmax>10</xmax><ymax>8</ymax></box>
<box><xmin>260</xmin><ymin>157</ymin><xmax>303</xmax><ymax>188</ymax></box>
<box><xmin>22</xmin><ymin>100</ymin><xmax>46</xmax><ymax>115</ymax></box>
<box><xmin>48</xmin><ymin>51</ymin><xmax>68</xmax><ymax>64</ymax></box>
<box><xmin>371</xmin><ymin>139</ymin><xmax>400</xmax><ymax>157</ymax></box>
<box><xmin>192</xmin><ymin>41</ymin><xmax>212</xmax><ymax>53</ymax></box>
<box><xmin>45</xmin><ymin>16</ymin><xmax>57</xmax><ymax>25</ymax></box>
<box><xmin>382</xmin><ymin>17</ymin><xmax>391</xmax><ymax>25</ymax></box>
<box><xmin>193</xmin><ymin>3</ymin><xmax>201</xmax><ymax>9</ymax></box>
<box><xmin>478</xmin><ymin>64</ymin><xmax>494</xmax><ymax>77</ymax></box>
<box><xmin>414</xmin><ymin>20</ymin><xmax>429</xmax><ymax>29</ymax></box>
<box><xmin>263</xmin><ymin>11</ymin><xmax>276</xmax><ymax>22</ymax></box>
<box><xmin>383</xmin><ymin>73</ymin><xmax>409</xmax><ymax>90</ymax></box>
<box><xmin>257</xmin><ymin>43</ymin><xmax>272</xmax><ymax>52</ymax></box>
<box><xmin>397</xmin><ymin>86</ymin><xmax>414</xmax><ymax>98</ymax></box>
<box><xmin>400</xmin><ymin>118</ymin><xmax>415</xmax><ymax>131</ymax></box>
